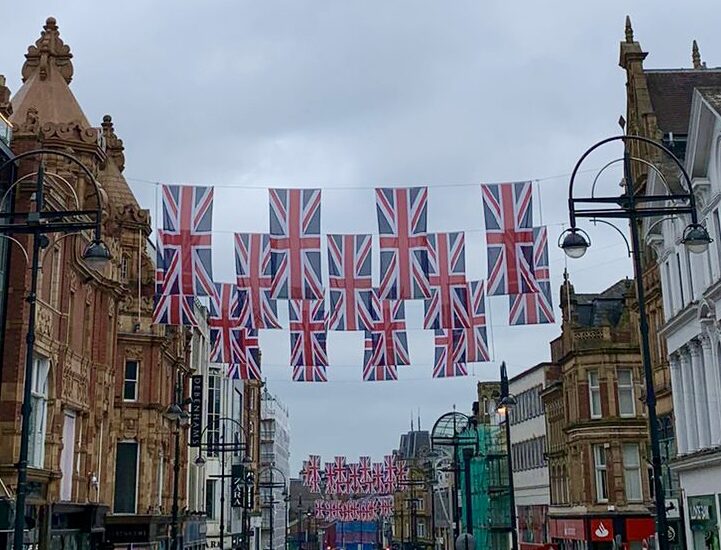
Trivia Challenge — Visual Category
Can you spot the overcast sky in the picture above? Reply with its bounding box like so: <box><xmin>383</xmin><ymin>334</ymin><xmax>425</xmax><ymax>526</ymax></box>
<box><xmin>2</xmin><ymin>1</ymin><xmax>719</xmax><ymax>473</ymax></box>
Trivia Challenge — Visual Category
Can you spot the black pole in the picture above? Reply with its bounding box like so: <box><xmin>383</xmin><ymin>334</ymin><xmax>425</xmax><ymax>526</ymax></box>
<box><xmin>221</xmin><ymin>424</ymin><xmax>226</xmax><ymax>550</ymax></box>
<box><xmin>269</xmin><ymin>470</ymin><xmax>275</xmax><ymax>550</ymax></box>
<box><xmin>171</xmin><ymin>373</ymin><xmax>182</xmax><ymax>550</ymax></box>
<box><xmin>285</xmin><ymin>495</ymin><xmax>289</xmax><ymax>550</ymax></box>
<box><xmin>500</xmin><ymin>363</ymin><xmax>518</xmax><ymax>550</ymax></box>
<box><xmin>429</xmin><ymin>467</ymin><xmax>436</xmax><ymax>550</ymax></box>
<box><xmin>450</xmin><ymin>429</ymin><xmax>459</xmax><ymax>541</ymax></box>
<box><xmin>461</xmin><ymin>450</ymin><xmax>472</xmax><ymax>536</ymax></box>
<box><xmin>400</xmin><ymin>506</ymin><xmax>404</xmax><ymax>550</ymax></box>
<box><xmin>13</xmin><ymin>164</ymin><xmax>45</xmax><ymax>550</ymax></box>
<box><xmin>624</xmin><ymin>146</ymin><xmax>669</xmax><ymax>549</ymax></box>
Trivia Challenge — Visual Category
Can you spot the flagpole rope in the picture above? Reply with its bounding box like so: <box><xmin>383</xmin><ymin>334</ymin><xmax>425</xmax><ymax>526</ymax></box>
<box><xmin>126</xmin><ymin>167</ymin><xmax>599</xmax><ymax>191</ymax></box>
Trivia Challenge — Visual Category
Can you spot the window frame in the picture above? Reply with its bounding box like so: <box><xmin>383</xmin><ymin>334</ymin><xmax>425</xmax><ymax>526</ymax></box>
<box><xmin>617</xmin><ymin>368</ymin><xmax>636</xmax><ymax>417</ymax></box>
<box><xmin>207</xmin><ymin>370</ymin><xmax>222</xmax><ymax>457</ymax></box>
<box><xmin>623</xmin><ymin>443</ymin><xmax>643</xmax><ymax>503</ymax></box>
<box><xmin>28</xmin><ymin>355</ymin><xmax>50</xmax><ymax>468</ymax></box>
<box><xmin>123</xmin><ymin>359</ymin><xmax>139</xmax><ymax>402</ymax></box>
<box><xmin>114</xmin><ymin>440</ymin><xmax>140</xmax><ymax>514</ymax></box>
<box><xmin>588</xmin><ymin>370</ymin><xmax>602</xmax><ymax>419</ymax></box>
<box><xmin>593</xmin><ymin>444</ymin><xmax>609</xmax><ymax>503</ymax></box>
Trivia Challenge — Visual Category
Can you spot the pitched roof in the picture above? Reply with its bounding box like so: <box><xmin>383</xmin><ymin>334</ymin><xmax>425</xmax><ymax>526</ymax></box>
<box><xmin>10</xmin><ymin>18</ymin><xmax>90</xmax><ymax>128</ymax></box>
<box><xmin>645</xmin><ymin>69</ymin><xmax>721</xmax><ymax>135</ymax></box>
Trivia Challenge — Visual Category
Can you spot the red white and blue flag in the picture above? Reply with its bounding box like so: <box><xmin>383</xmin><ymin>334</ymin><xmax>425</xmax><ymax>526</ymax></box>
<box><xmin>269</xmin><ymin>188</ymin><xmax>323</xmax><ymax>300</ymax></box>
<box><xmin>158</xmin><ymin>184</ymin><xmax>215</xmax><ymax>297</ymax></box>
<box><xmin>226</xmin><ymin>326</ymin><xmax>261</xmax><ymax>381</ymax></box>
<box><xmin>327</xmin><ymin>234</ymin><xmax>374</xmax><ymax>331</ymax></box>
<box><xmin>303</xmin><ymin>455</ymin><xmax>322</xmax><ymax>493</ymax></box>
<box><xmin>481</xmin><ymin>182</ymin><xmax>537</xmax><ymax>296</ymax></box>
<box><xmin>375</xmin><ymin>187</ymin><xmax>430</xmax><ymax>300</ymax></box>
<box><xmin>235</xmin><ymin>233</ymin><xmax>281</xmax><ymax>329</ymax></box>
<box><xmin>364</xmin><ymin>291</ymin><xmax>410</xmax><ymax>368</ymax></box>
<box><xmin>362</xmin><ymin>332</ymin><xmax>398</xmax><ymax>382</ymax></box>
<box><xmin>347</xmin><ymin>462</ymin><xmax>362</xmax><ymax>494</ymax></box>
<box><xmin>510</xmin><ymin>226</ymin><xmax>555</xmax><ymax>325</ymax></box>
<box><xmin>424</xmin><ymin>231</ymin><xmax>469</xmax><ymax>329</ymax></box>
<box><xmin>433</xmin><ymin>329</ymin><xmax>468</xmax><ymax>378</ymax></box>
<box><xmin>359</xmin><ymin>456</ymin><xmax>372</xmax><ymax>492</ymax></box>
<box><xmin>289</xmin><ymin>299</ymin><xmax>328</xmax><ymax>382</ymax></box>
<box><xmin>208</xmin><ymin>282</ymin><xmax>242</xmax><ymax>364</ymax></box>
<box><xmin>152</xmin><ymin>232</ymin><xmax>198</xmax><ymax>326</ymax></box>
<box><xmin>332</xmin><ymin>456</ymin><xmax>349</xmax><ymax>495</ymax></box>
<box><xmin>464</xmin><ymin>280</ymin><xmax>491</xmax><ymax>363</ymax></box>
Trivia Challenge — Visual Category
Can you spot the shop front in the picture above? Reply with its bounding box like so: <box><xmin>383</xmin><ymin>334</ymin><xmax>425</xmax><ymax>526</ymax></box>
<box><xmin>548</xmin><ymin>516</ymin><xmax>655</xmax><ymax>549</ymax></box>
<box><xmin>687</xmin><ymin>495</ymin><xmax>720</xmax><ymax>550</ymax></box>
<box><xmin>105</xmin><ymin>514</ymin><xmax>171</xmax><ymax>550</ymax></box>
<box><xmin>518</xmin><ymin>505</ymin><xmax>550</xmax><ymax>549</ymax></box>
<box><xmin>50</xmin><ymin>502</ymin><xmax>108</xmax><ymax>550</ymax></box>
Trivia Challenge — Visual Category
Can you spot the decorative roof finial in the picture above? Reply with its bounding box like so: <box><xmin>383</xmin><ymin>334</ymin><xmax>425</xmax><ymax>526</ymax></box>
<box><xmin>692</xmin><ymin>40</ymin><xmax>704</xmax><ymax>69</ymax></box>
<box><xmin>21</xmin><ymin>16</ymin><xmax>74</xmax><ymax>84</ymax></box>
<box><xmin>101</xmin><ymin>115</ymin><xmax>126</xmax><ymax>172</ymax></box>
<box><xmin>0</xmin><ymin>75</ymin><xmax>12</xmax><ymax>119</ymax></box>
<box><xmin>625</xmin><ymin>15</ymin><xmax>634</xmax><ymax>43</ymax></box>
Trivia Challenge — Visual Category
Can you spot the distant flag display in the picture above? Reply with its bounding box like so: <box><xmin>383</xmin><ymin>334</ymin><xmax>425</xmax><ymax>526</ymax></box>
<box><xmin>376</xmin><ymin>187</ymin><xmax>430</xmax><ymax>300</ymax></box>
<box><xmin>481</xmin><ymin>182</ymin><xmax>537</xmax><ymax>296</ymax></box>
<box><xmin>509</xmin><ymin>226</ymin><xmax>555</xmax><ymax>325</ymax></box>
<box><xmin>269</xmin><ymin>188</ymin><xmax>324</xmax><ymax>299</ymax></box>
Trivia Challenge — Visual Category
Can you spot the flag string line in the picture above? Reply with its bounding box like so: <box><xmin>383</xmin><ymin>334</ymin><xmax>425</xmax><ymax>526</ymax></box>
<box><xmin>126</xmin><ymin>166</ymin><xmax>600</xmax><ymax>191</ymax></box>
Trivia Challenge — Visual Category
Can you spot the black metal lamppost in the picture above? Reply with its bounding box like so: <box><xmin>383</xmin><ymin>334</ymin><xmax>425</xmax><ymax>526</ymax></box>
<box><xmin>559</xmin><ymin>135</ymin><xmax>712</xmax><ymax>550</ymax></box>
<box><xmin>430</xmin><ymin>410</ymin><xmax>477</xmax><ymax>547</ymax></box>
<box><xmin>0</xmin><ymin>150</ymin><xmax>112</xmax><ymax>550</ymax></box>
<box><xmin>495</xmin><ymin>362</ymin><xmax>518</xmax><ymax>550</ymax></box>
<box><xmin>195</xmin><ymin>417</ymin><xmax>251</xmax><ymax>550</ymax></box>
<box><xmin>164</xmin><ymin>375</ymin><xmax>192</xmax><ymax>550</ymax></box>
<box><xmin>283</xmin><ymin>487</ymin><xmax>290</xmax><ymax>550</ymax></box>
<box><xmin>258</xmin><ymin>465</ymin><xmax>288</xmax><ymax>550</ymax></box>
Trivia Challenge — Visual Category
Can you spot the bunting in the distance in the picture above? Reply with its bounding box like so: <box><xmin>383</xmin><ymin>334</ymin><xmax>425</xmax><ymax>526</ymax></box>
<box><xmin>301</xmin><ymin>454</ymin><xmax>408</xmax><ymax>496</ymax></box>
<box><xmin>509</xmin><ymin>226</ymin><xmax>555</xmax><ymax>325</ymax></box>
<box><xmin>375</xmin><ymin>187</ymin><xmax>430</xmax><ymax>300</ymax></box>
<box><xmin>234</xmin><ymin>232</ymin><xmax>281</xmax><ymax>329</ymax></box>
<box><xmin>327</xmin><ymin>234</ymin><xmax>374</xmax><ymax>331</ymax></box>
<box><xmin>289</xmin><ymin>299</ymin><xmax>328</xmax><ymax>382</ymax></box>
<box><xmin>269</xmin><ymin>188</ymin><xmax>324</xmax><ymax>299</ymax></box>
<box><xmin>481</xmin><ymin>181</ymin><xmax>537</xmax><ymax>296</ymax></box>
<box><xmin>424</xmin><ymin>231</ymin><xmax>469</xmax><ymax>329</ymax></box>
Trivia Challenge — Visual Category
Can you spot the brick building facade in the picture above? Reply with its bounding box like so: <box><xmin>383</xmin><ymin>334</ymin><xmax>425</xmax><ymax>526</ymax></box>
<box><xmin>542</xmin><ymin>276</ymin><xmax>656</xmax><ymax>549</ymax></box>
<box><xmin>0</xmin><ymin>18</ymin><xmax>194</xmax><ymax>550</ymax></box>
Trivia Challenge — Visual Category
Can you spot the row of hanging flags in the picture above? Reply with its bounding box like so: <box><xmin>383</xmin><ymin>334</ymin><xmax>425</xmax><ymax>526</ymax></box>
<box><xmin>152</xmin><ymin>183</ymin><xmax>554</xmax><ymax>382</ymax></box>
<box><xmin>301</xmin><ymin>455</ymin><xmax>409</xmax><ymax>496</ymax></box>
<box><xmin>313</xmin><ymin>496</ymin><xmax>395</xmax><ymax>522</ymax></box>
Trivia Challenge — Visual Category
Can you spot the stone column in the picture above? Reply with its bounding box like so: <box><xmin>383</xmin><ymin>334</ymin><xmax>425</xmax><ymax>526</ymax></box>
<box><xmin>701</xmin><ymin>334</ymin><xmax>721</xmax><ymax>446</ymax></box>
<box><xmin>690</xmin><ymin>339</ymin><xmax>712</xmax><ymax>449</ymax></box>
<box><xmin>680</xmin><ymin>348</ymin><xmax>699</xmax><ymax>453</ymax></box>
<box><xmin>669</xmin><ymin>353</ymin><xmax>688</xmax><ymax>455</ymax></box>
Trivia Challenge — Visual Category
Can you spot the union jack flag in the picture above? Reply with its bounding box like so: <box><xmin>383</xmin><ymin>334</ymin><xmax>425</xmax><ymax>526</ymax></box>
<box><xmin>464</xmin><ymin>280</ymin><xmax>491</xmax><ymax>363</ymax></box>
<box><xmin>424</xmin><ymin>232</ymin><xmax>469</xmax><ymax>329</ymax></box>
<box><xmin>375</xmin><ymin>187</ymin><xmax>430</xmax><ymax>300</ymax></box>
<box><xmin>234</xmin><ymin>233</ymin><xmax>281</xmax><ymax>329</ymax></box>
<box><xmin>152</xmin><ymin>233</ymin><xmax>198</xmax><ymax>326</ymax></box>
<box><xmin>379</xmin><ymin>496</ymin><xmax>394</xmax><ymax>517</ymax></box>
<box><xmin>433</xmin><ymin>329</ymin><xmax>468</xmax><ymax>378</ymax></box>
<box><xmin>289</xmin><ymin>299</ymin><xmax>328</xmax><ymax>382</ymax></box>
<box><xmin>327</xmin><ymin>234</ymin><xmax>374</xmax><ymax>331</ymax></box>
<box><xmin>362</xmin><ymin>332</ymin><xmax>398</xmax><ymax>382</ymax></box>
<box><xmin>303</xmin><ymin>455</ymin><xmax>322</xmax><ymax>493</ymax></box>
<box><xmin>510</xmin><ymin>226</ymin><xmax>555</xmax><ymax>325</ymax></box>
<box><xmin>364</xmin><ymin>291</ymin><xmax>410</xmax><ymax>368</ymax></box>
<box><xmin>347</xmin><ymin>463</ymin><xmax>362</xmax><ymax>494</ymax></box>
<box><xmin>383</xmin><ymin>455</ymin><xmax>398</xmax><ymax>486</ymax></box>
<box><xmin>324</xmin><ymin>462</ymin><xmax>337</xmax><ymax>494</ymax></box>
<box><xmin>371</xmin><ymin>463</ymin><xmax>385</xmax><ymax>494</ymax></box>
<box><xmin>158</xmin><ymin>184</ymin><xmax>214</xmax><ymax>297</ymax></box>
<box><xmin>481</xmin><ymin>182</ymin><xmax>537</xmax><ymax>296</ymax></box>
<box><xmin>226</xmin><ymin>327</ymin><xmax>261</xmax><ymax>380</ymax></box>
<box><xmin>333</xmin><ymin>456</ymin><xmax>349</xmax><ymax>495</ymax></box>
<box><xmin>269</xmin><ymin>188</ymin><xmax>324</xmax><ymax>300</ymax></box>
<box><xmin>208</xmin><ymin>283</ymin><xmax>242</xmax><ymax>364</ymax></box>
<box><xmin>359</xmin><ymin>456</ymin><xmax>372</xmax><ymax>492</ymax></box>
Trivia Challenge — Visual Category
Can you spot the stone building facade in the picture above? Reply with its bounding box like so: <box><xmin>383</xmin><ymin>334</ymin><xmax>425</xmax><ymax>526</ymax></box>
<box><xmin>542</xmin><ymin>277</ymin><xmax>656</xmax><ymax>549</ymax></box>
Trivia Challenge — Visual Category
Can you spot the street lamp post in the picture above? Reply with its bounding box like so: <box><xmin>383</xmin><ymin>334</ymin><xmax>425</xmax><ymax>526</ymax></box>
<box><xmin>496</xmin><ymin>362</ymin><xmax>518</xmax><ymax>550</ymax></box>
<box><xmin>258</xmin><ymin>465</ymin><xmax>288</xmax><ymax>550</ymax></box>
<box><xmin>165</xmin><ymin>373</ymin><xmax>192</xmax><ymax>550</ymax></box>
<box><xmin>559</xmin><ymin>134</ymin><xmax>712</xmax><ymax>550</ymax></box>
<box><xmin>283</xmin><ymin>488</ymin><xmax>290</xmax><ymax>550</ymax></box>
<box><xmin>0</xmin><ymin>150</ymin><xmax>111</xmax><ymax>550</ymax></box>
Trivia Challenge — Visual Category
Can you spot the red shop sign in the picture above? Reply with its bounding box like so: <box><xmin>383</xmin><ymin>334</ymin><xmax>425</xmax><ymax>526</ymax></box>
<box><xmin>626</xmin><ymin>517</ymin><xmax>655</xmax><ymax>541</ymax></box>
<box><xmin>590</xmin><ymin>518</ymin><xmax>614</xmax><ymax>542</ymax></box>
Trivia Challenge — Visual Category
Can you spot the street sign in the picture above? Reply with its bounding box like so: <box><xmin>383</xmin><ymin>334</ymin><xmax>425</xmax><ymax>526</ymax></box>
<box><xmin>231</xmin><ymin>465</ymin><xmax>244</xmax><ymax>508</ymax></box>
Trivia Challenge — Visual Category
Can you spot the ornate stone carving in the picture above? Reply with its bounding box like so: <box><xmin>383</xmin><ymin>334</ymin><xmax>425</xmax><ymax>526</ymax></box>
<box><xmin>35</xmin><ymin>303</ymin><xmax>54</xmax><ymax>338</ymax></box>
<box><xmin>22</xmin><ymin>17</ymin><xmax>74</xmax><ymax>84</ymax></box>
<box><xmin>40</xmin><ymin>121</ymin><xmax>100</xmax><ymax>145</ymax></box>
<box><xmin>101</xmin><ymin>115</ymin><xmax>125</xmax><ymax>172</ymax></box>
<box><xmin>0</xmin><ymin>75</ymin><xmax>12</xmax><ymax>119</ymax></box>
